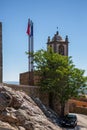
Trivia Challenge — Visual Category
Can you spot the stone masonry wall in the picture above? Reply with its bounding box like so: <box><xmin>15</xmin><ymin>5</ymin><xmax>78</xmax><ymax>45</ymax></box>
<box><xmin>4</xmin><ymin>83</ymin><xmax>87</xmax><ymax>116</ymax></box>
<box><xmin>0</xmin><ymin>22</ymin><xmax>2</xmax><ymax>83</ymax></box>
<box><xmin>69</xmin><ymin>100</ymin><xmax>87</xmax><ymax>115</ymax></box>
<box><xmin>3</xmin><ymin>83</ymin><xmax>49</xmax><ymax>107</ymax></box>
<box><xmin>3</xmin><ymin>83</ymin><xmax>65</xmax><ymax>115</ymax></box>
<box><xmin>20</xmin><ymin>71</ymin><xmax>39</xmax><ymax>86</ymax></box>
<box><xmin>69</xmin><ymin>104</ymin><xmax>87</xmax><ymax>115</ymax></box>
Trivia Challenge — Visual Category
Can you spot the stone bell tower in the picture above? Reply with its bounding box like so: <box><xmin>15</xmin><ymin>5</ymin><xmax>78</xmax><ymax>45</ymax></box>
<box><xmin>46</xmin><ymin>31</ymin><xmax>69</xmax><ymax>113</ymax></box>
<box><xmin>47</xmin><ymin>31</ymin><xmax>69</xmax><ymax>56</ymax></box>
<box><xmin>0</xmin><ymin>22</ymin><xmax>3</xmax><ymax>83</ymax></box>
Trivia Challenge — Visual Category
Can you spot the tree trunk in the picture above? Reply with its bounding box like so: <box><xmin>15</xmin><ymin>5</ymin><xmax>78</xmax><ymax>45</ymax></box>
<box><xmin>49</xmin><ymin>92</ymin><xmax>54</xmax><ymax>110</ymax></box>
<box><xmin>60</xmin><ymin>102</ymin><xmax>65</xmax><ymax>117</ymax></box>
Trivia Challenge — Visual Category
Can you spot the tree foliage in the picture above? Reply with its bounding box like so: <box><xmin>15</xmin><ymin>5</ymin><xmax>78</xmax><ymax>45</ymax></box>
<box><xmin>32</xmin><ymin>48</ymin><xmax>87</xmax><ymax>116</ymax></box>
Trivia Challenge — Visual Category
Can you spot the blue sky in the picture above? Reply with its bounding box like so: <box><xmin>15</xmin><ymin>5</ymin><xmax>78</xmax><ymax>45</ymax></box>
<box><xmin>0</xmin><ymin>0</ymin><xmax>87</xmax><ymax>82</ymax></box>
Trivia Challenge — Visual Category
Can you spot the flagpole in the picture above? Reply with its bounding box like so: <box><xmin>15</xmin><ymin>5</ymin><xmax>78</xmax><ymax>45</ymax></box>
<box><xmin>27</xmin><ymin>18</ymin><xmax>31</xmax><ymax>85</ymax></box>
<box><xmin>31</xmin><ymin>21</ymin><xmax>34</xmax><ymax>85</ymax></box>
<box><xmin>27</xmin><ymin>19</ymin><xmax>30</xmax><ymax>72</ymax></box>
<box><xmin>31</xmin><ymin>21</ymin><xmax>33</xmax><ymax>72</ymax></box>
<box><xmin>26</xmin><ymin>19</ymin><xmax>34</xmax><ymax>85</ymax></box>
<box><xmin>28</xmin><ymin>32</ymin><xmax>30</xmax><ymax>72</ymax></box>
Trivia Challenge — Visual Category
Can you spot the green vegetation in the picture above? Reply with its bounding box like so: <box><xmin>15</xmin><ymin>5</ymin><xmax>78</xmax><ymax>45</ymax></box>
<box><xmin>31</xmin><ymin>48</ymin><xmax>87</xmax><ymax>116</ymax></box>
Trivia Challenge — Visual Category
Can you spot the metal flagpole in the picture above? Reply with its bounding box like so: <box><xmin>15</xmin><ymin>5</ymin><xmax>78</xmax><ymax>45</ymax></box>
<box><xmin>31</xmin><ymin>21</ymin><xmax>33</xmax><ymax>72</ymax></box>
<box><xmin>27</xmin><ymin>18</ymin><xmax>31</xmax><ymax>72</ymax></box>
<box><xmin>27</xmin><ymin>19</ymin><xmax>34</xmax><ymax>85</ymax></box>
<box><xmin>29</xmin><ymin>29</ymin><xmax>31</xmax><ymax>85</ymax></box>
<box><xmin>27</xmin><ymin>19</ymin><xmax>31</xmax><ymax>85</ymax></box>
<box><xmin>28</xmin><ymin>33</ymin><xmax>30</xmax><ymax>72</ymax></box>
<box><xmin>31</xmin><ymin>21</ymin><xmax>34</xmax><ymax>85</ymax></box>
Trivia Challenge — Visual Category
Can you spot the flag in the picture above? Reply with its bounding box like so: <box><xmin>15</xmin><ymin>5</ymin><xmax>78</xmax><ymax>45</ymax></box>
<box><xmin>26</xmin><ymin>19</ymin><xmax>31</xmax><ymax>35</ymax></box>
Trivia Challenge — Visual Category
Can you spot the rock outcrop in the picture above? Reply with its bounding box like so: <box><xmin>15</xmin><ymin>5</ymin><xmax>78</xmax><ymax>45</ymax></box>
<box><xmin>0</xmin><ymin>84</ymin><xmax>61</xmax><ymax>130</ymax></box>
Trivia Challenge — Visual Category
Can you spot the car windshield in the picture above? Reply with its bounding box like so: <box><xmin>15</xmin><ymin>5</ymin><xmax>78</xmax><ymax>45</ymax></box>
<box><xmin>65</xmin><ymin>114</ymin><xmax>77</xmax><ymax>120</ymax></box>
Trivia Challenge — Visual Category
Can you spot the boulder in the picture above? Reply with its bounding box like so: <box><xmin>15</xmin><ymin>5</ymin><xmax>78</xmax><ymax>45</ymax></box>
<box><xmin>0</xmin><ymin>85</ymin><xmax>61</xmax><ymax>130</ymax></box>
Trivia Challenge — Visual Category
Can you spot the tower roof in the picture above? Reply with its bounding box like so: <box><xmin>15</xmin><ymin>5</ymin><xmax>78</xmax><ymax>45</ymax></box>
<box><xmin>52</xmin><ymin>31</ymin><xmax>64</xmax><ymax>42</ymax></box>
<box><xmin>47</xmin><ymin>31</ymin><xmax>69</xmax><ymax>44</ymax></box>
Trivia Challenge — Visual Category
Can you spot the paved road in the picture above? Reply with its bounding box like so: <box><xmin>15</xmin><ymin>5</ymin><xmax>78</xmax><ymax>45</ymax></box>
<box><xmin>61</xmin><ymin>114</ymin><xmax>87</xmax><ymax>130</ymax></box>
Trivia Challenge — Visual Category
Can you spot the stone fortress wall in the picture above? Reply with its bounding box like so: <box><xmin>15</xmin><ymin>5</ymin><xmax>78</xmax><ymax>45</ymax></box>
<box><xmin>3</xmin><ymin>82</ymin><xmax>69</xmax><ymax>116</ymax></box>
<box><xmin>3</xmin><ymin>82</ymin><xmax>87</xmax><ymax>116</ymax></box>
<box><xmin>0</xmin><ymin>22</ymin><xmax>3</xmax><ymax>83</ymax></box>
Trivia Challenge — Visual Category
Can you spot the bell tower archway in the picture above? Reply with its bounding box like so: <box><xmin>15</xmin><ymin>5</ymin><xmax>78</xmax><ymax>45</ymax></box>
<box><xmin>47</xmin><ymin>31</ymin><xmax>69</xmax><ymax>56</ymax></box>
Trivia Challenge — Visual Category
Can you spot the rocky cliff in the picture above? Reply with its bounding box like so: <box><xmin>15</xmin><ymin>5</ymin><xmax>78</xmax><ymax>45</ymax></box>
<box><xmin>0</xmin><ymin>84</ymin><xmax>61</xmax><ymax>130</ymax></box>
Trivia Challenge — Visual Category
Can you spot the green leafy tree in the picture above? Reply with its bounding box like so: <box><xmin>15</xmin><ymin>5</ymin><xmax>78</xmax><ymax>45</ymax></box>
<box><xmin>32</xmin><ymin>48</ymin><xmax>87</xmax><ymax>116</ymax></box>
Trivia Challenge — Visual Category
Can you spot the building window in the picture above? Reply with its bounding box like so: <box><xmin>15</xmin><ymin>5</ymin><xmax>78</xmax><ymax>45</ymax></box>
<box><xmin>59</xmin><ymin>45</ymin><xmax>64</xmax><ymax>55</ymax></box>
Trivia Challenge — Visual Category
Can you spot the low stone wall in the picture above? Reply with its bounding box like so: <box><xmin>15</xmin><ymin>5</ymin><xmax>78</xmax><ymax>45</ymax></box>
<box><xmin>69</xmin><ymin>100</ymin><xmax>87</xmax><ymax>115</ymax></box>
<box><xmin>3</xmin><ymin>83</ymin><xmax>50</xmax><ymax>107</ymax></box>
<box><xmin>3</xmin><ymin>83</ymin><xmax>39</xmax><ymax>98</ymax></box>
<box><xmin>4</xmin><ymin>83</ymin><xmax>87</xmax><ymax>116</ymax></box>
<box><xmin>3</xmin><ymin>83</ymin><xmax>69</xmax><ymax>115</ymax></box>
<box><xmin>69</xmin><ymin>106</ymin><xmax>87</xmax><ymax>115</ymax></box>
<box><xmin>3</xmin><ymin>83</ymin><xmax>60</xmax><ymax>114</ymax></box>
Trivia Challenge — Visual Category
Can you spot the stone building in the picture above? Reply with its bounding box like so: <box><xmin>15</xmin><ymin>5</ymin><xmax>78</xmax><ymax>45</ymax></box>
<box><xmin>0</xmin><ymin>22</ymin><xmax>3</xmax><ymax>83</ymax></box>
<box><xmin>47</xmin><ymin>31</ymin><xmax>68</xmax><ymax>56</ymax></box>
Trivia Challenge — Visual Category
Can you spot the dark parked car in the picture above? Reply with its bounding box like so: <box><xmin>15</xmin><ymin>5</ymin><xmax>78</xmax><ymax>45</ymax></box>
<box><xmin>60</xmin><ymin>114</ymin><xmax>77</xmax><ymax>127</ymax></box>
